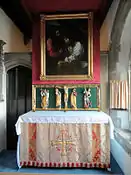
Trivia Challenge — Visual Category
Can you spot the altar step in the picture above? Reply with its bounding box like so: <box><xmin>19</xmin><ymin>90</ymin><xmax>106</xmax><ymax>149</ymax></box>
<box><xmin>0</xmin><ymin>150</ymin><xmax>123</xmax><ymax>174</ymax></box>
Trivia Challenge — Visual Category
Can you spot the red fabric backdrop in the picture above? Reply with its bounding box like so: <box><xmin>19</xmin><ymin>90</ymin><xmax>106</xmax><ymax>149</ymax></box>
<box><xmin>32</xmin><ymin>17</ymin><xmax>100</xmax><ymax>85</ymax></box>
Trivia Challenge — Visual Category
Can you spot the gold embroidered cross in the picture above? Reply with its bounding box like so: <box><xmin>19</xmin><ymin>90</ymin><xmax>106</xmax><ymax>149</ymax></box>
<box><xmin>51</xmin><ymin>129</ymin><xmax>74</xmax><ymax>156</ymax></box>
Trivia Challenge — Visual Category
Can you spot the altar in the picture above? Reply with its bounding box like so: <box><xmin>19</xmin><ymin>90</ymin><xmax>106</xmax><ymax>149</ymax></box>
<box><xmin>15</xmin><ymin>111</ymin><xmax>114</xmax><ymax>169</ymax></box>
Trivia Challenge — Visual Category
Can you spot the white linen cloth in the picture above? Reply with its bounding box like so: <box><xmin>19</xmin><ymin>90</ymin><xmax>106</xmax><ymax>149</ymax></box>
<box><xmin>15</xmin><ymin>111</ymin><xmax>114</xmax><ymax>139</ymax></box>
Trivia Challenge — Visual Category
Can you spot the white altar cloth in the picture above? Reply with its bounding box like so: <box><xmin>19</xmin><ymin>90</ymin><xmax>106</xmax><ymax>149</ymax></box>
<box><xmin>15</xmin><ymin>111</ymin><xmax>114</xmax><ymax>139</ymax></box>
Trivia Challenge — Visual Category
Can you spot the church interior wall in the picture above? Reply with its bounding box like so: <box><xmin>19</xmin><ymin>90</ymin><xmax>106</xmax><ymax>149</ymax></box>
<box><xmin>99</xmin><ymin>0</ymin><xmax>120</xmax><ymax>113</ymax></box>
<box><xmin>99</xmin><ymin>0</ymin><xmax>131</xmax><ymax>173</ymax></box>
<box><xmin>0</xmin><ymin>8</ymin><xmax>32</xmax><ymax>53</ymax></box>
<box><xmin>0</xmin><ymin>2</ymin><xmax>120</xmax><ymax>151</ymax></box>
<box><xmin>100</xmin><ymin>0</ymin><xmax>131</xmax><ymax>128</ymax></box>
<box><xmin>108</xmin><ymin>1</ymin><xmax>131</xmax><ymax>174</ymax></box>
<box><xmin>109</xmin><ymin>6</ymin><xmax>131</xmax><ymax>130</ymax></box>
<box><xmin>0</xmin><ymin>1</ymin><xmax>130</xmax><ymax>173</ymax></box>
<box><xmin>0</xmin><ymin>8</ymin><xmax>32</xmax><ymax>152</ymax></box>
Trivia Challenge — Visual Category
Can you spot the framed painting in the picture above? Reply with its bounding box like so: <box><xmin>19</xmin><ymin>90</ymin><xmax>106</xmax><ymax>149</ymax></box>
<box><xmin>40</xmin><ymin>13</ymin><xmax>93</xmax><ymax>80</ymax></box>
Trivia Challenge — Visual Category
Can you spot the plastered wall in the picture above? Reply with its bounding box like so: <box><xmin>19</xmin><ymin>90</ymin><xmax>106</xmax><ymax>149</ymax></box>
<box><xmin>0</xmin><ymin>8</ymin><xmax>32</xmax><ymax>52</ymax></box>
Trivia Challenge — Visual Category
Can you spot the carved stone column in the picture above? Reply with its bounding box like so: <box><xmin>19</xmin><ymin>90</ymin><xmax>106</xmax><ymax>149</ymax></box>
<box><xmin>0</xmin><ymin>40</ymin><xmax>6</xmax><ymax>101</ymax></box>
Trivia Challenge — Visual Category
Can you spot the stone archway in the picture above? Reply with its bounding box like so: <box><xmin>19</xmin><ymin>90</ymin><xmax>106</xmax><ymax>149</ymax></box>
<box><xmin>116</xmin><ymin>9</ymin><xmax>131</xmax><ymax>80</ymax></box>
<box><xmin>109</xmin><ymin>2</ymin><xmax>131</xmax><ymax>174</ymax></box>
<box><xmin>108</xmin><ymin>0</ymin><xmax>131</xmax><ymax>129</ymax></box>
<box><xmin>0</xmin><ymin>52</ymin><xmax>32</xmax><ymax>102</ymax></box>
<box><xmin>109</xmin><ymin>0</ymin><xmax>131</xmax><ymax>129</ymax></box>
<box><xmin>6</xmin><ymin>65</ymin><xmax>32</xmax><ymax>150</ymax></box>
<box><xmin>4</xmin><ymin>53</ymin><xmax>32</xmax><ymax>72</ymax></box>
<box><xmin>109</xmin><ymin>2</ymin><xmax>131</xmax><ymax>128</ymax></box>
<box><xmin>0</xmin><ymin>48</ymin><xmax>32</xmax><ymax>150</ymax></box>
<box><xmin>109</xmin><ymin>0</ymin><xmax>131</xmax><ymax>80</ymax></box>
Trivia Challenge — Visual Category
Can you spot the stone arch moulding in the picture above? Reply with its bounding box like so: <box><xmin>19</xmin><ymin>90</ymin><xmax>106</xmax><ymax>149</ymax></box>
<box><xmin>117</xmin><ymin>9</ymin><xmax>131</xmax><ymax>80</ymax></box>
<box><xmin>109</xmin><ymin>0</ymin><xmax>131</xmax><ymax>78</ymax></box>
<box><xmin>4</xmin><ymin>52</ymin><xmax>32</xmax><ymax>72</ymax></box>
<box><xmin>0</xmin><ymin>52</ymin><xmax>32</xmax><ymax>102</ymax></box>
<box><xmin>109</xmin><ymin>0</ymin><xmax>131</xmax><ymax>116</ymax></box>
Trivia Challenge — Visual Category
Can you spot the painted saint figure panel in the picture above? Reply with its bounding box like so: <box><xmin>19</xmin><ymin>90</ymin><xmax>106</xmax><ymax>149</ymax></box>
<box><xmin>40</xmin><ymin>13</ymin><xmax>93</xmax><ymax>80</ymax></box>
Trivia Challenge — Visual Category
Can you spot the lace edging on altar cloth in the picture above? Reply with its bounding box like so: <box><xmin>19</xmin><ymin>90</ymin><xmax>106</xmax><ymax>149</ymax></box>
<box><xmin>15</xmin><ymin>110</ymin><xmax>114</xmax><ymax>139</ymax></box>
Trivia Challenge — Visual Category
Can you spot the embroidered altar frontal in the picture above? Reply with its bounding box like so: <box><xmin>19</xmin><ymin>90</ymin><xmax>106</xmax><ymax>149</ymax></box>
<box><xmin>20</xmin><ymin>123</ymin><xmax>110</xmax><ymax>168</ymax></box>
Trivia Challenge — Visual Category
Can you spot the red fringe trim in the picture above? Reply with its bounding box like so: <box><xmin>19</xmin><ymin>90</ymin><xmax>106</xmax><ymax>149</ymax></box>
<box><xmin>20</xmin><ymin>161</ymin><xmax>110</xmax><ymax>168</ymax></box>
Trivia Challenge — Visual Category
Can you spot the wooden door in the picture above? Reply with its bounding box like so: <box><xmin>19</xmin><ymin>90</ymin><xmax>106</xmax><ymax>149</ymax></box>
<box><xmin>7</xmin><ymin>66</ymin><xmax>32</xmax><ymax>150</ymax></box>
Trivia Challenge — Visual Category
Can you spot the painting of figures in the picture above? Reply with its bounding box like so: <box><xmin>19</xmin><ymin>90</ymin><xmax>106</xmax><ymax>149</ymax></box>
<box><xmin>40</xmin><ymin>13</ymin><xmax>93</xmax><ymax>80</ymax></box>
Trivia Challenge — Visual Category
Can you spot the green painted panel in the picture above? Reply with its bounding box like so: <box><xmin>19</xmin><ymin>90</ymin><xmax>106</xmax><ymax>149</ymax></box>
<box><xmin>34</xmin><ymin>85</ymin><xmax>100</xmax><ymax>111</ymax></box>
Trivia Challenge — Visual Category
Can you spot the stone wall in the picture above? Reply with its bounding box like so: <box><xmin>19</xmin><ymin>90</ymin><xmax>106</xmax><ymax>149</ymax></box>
<box><xmin>109</xmin><ymin>0</ymin><xmax>131</xmax><ymax>130</ymax></box>
<box><xmin>100</xmin><ymin>51</ymin><xmax>109</xmax><ymax>113</ymax></box>
<box><xmin>108</xmin><ymin>1</ymin><xmax>131</xmax><ymax>174</ymax></box>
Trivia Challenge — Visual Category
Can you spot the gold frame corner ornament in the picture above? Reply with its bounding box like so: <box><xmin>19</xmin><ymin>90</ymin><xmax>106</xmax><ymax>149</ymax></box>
<box><xmin>40</xmin><ymin>12</ymin><xmax>93</xmax><ymax>80</ymax></box>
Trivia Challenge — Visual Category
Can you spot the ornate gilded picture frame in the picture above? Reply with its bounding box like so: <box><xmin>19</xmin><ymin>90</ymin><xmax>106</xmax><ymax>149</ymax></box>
<box><xmin>32</xmin><ymin>84</ymin><xmax>100</xmax><ymax>111</ymax></box>
<box><xmin>40</xmin><ymin>13</ymin><xmax>93</xmax><ymax>80</ymax></box>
